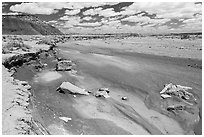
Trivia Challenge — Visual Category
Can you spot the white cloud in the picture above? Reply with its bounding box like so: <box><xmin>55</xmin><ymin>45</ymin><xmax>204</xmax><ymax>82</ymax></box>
<box><xmin>97</xmin><ymin>8</ymin><xmax>120</xmax><ymax>17</ymax></box>
<box><xmin>63</xmin><ymin>2</ymin><xmax>118</xmax><ymax>10</ymax></box>
<box><xmin>65</xmin><ymin>9</ymin><xmax>80</xmax><ymax>15</ymax></box>
<box><xmin>122</xmin><ymin>15</ymin><xmax>171</xmax><ymax>28</ymax></box>
<box><xmin>59</xmin><ymin>16</ymin><xmax>70</xmax><ymax>20</ymax></box>
<box><xmin>129</xmin><ymin>2</ymin><xmax>201</xmax><ymax>19</ymax></box>
<box><xmin>106</xmin><ymin>20</ymin><xmax>121</xmax><ymax>26</ymax></box>
<box><xmin>62</xmin><ymin>2</ymin><xmax>201</xmax><ymax>34</ymax></box>
<box><xmin>48</xmin><ymin>20</ymin><xmax>57</xmax><ymax>23</ymax></box>
<box><xmin>149</xmin><ymin>18</ymin><xmax>170</xmax><ymax>24</ymax></box>
<box><xmin>78</xmin><ymin>22</ymin><xmax>102</xmax><ymax>27</ymax></box>
<box><xmin>63</xmin><ymin>16</ymin><xmax>81</xmax><ymax>28</ymax></box>
<box><xmin>183</xmin><ymin>18</ymin><xmax>201</xmax><ymax>24</ymax></box>
<box><xmin>10</xmin><ymin>2</ymin><xmax>200</xmax><ymax>34</ymax></box>
<box><xmin>64</xmin><ymin>2</ymin><xmax>104</xmax><ymax>9</ymax></box>
<box><xmin>83</xmin><ymin>8</ymin><xmax>103</xmax><ymax>16</ymax></box>
<box><xmin>37</xmin><ymin>2</ymin><xmax>68</xmax><ymax>9</ymax></box>
<box><xmin>83</xmin><ymin>16</ymin><xmax>93</xmax><ymax>21</ymax></box>
<box><xmin>10</xmin><ymin>3</ymin><xmax>59</xmax><ymax>15</ymax></box>
<box><xmin>9</xmin><ymin>2</ymin><xmax>118</xmax><ymax>15</ymax></box>
<box><xmin>101</xmin><ymin>18</ymin><xmax>109</xmax><ymax>23</ymax></box>
<box><xmin>122</xmin><ymin>16</ymin><xmax>150</xmax><ymax>23</ymax></box>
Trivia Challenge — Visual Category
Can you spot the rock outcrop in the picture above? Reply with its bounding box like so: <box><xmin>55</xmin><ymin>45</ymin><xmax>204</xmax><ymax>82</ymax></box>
<box><xmin>3</xmin><ymin>52</ymin><xmax>39</xmax><ymax>69</ymax></box>
<box><xmin>56</xmin><ymin>60</ymin><xmax>73</xmax><ymax>71</ymax></box>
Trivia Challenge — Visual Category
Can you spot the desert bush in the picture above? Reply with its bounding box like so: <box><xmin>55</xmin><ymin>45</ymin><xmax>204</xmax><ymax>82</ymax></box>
<box><xmin>181</xmin><ymin>34</ymin><xmax>190</xmax><ymax>39</ymax></box>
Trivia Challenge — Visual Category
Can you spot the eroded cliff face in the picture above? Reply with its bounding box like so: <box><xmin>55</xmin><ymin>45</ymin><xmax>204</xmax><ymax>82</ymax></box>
<box><xmin>2</xmin><ymin>14</ymin><xmax>63</xmax><ymax>35</ymax></box>
<box><xmin>2</xmin><ymin>35</ymin><xmax>55</xmax><ymax>134</ymax></box>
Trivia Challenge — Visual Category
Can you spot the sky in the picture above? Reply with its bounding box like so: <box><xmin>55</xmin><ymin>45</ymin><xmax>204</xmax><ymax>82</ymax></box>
<box><xmin>2</xmin><ymin>2</ymin><xmax>202</xmax><ymax>34</ymax></box>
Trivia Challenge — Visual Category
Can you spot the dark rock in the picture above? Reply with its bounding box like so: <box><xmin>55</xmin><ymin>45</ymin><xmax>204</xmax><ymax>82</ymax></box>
<box><xmin>167</xmin><ymin>105</ymin><xmax>184</xmax><ymax>111</ymax></box>
<box><xmin>3</xmin><ymin>52</ymin><xmax>39</xmax><ymax>69</ymax></box>
<box><xmin>56</xmin><ymin>60</ymin><xmax>73</xmax><ymax>71</ymax></box>
<box><xmin>121</xmin><ymin>96</ymin><xmax>128</xmax><ymax>100</ymax></box>
<box><xmin>95</xmin><ymin>88</ymin><xmax>110</xmax><ymax>98</ymax></box>
<box><xmin>56</xmin><ymin>87</ymin><xmax>65</xmax><ymax>94</ymax></box>
<box><xmin>98</xmin><ymin>88</ymin><xmax>110</xmax><ymax>93</ymax></box>
<box><xmin>57</xmin><ymin>57</ymin><xmax>62</xmax><ymax>61</ymax></box>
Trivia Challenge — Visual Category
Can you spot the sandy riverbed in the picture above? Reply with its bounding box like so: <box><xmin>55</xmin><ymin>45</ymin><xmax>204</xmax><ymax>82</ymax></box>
<box><xmin>2</xmin><ymin>36</ymin><xmax>202</xmax><ymax>135</ymax></box>
<box><xmin>56</xmin><ymin>42</ymin><xmax>201</xmax><ymax>134</ymax></box>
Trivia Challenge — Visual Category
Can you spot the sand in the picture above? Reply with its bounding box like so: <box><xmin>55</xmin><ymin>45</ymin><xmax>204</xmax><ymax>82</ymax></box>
<box><xmin>39</xmin><ymin>71</ymin><xmax>62</xmax><ymax>82</ymax></box>
<box><xmin>56</xmin><ymin>40</ymin><xmax>201</xmax><ymax>134</ymax></box>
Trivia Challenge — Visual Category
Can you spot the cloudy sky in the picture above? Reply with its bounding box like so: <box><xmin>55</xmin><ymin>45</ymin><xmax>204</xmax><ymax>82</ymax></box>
<box><xmin>2</xmin><ymin>2</ymin><xmax>202</xmax><ymax>34</ymax></box>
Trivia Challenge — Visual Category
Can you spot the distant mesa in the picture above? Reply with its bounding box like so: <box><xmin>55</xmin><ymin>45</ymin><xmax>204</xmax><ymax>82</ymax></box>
<box><xmin>2</xmin><ymin>14</ymin><xmax>63</xmax><ymax>35</ymax></box>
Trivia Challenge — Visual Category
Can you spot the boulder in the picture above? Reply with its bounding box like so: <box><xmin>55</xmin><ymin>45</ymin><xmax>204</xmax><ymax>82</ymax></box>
<box><xmin>160</xmin><ymin>83</ymin><xmax>194</xmax><ymax>101</ymax></box>
<box><xmin>121</xmin><ymin>96</ymin><xmax>128</xmax><ymax>100</ymax></box>
<box><xmin>95</xmin><ymin>88</ymin><xmax>110</xmax><ymax>98</ymax></box>
<box><xmin>167</xmin><ymin>105</ymin><xmax>185</xmax><ymax>112</ymax></box>
<box><xmin>59</xmin><ymin>117</ymin><xmax>72</xmax><ymax>122</ymax></box>
<box><xmin>160</xmin><ymin>94</ymin><xmax>171</xmax><ymax>99</ymax></box>
<box><xmin>98</xmin><ymin>88</ymin><xmax>110</xmax><ymax>93</ymax></box>
<box><xmin>56</xmin><ymin>60</ymin><xmax>73</xmax><ymax>71</ymax></box>
<box><xmin>57</xmin><ymin>82</ymin><xmax>89</xmax><ymax>95</ymax></box>
<box><xmin>20</xmin><ymin>81</ymin><xmax>28</xmax><ymax>86</ymax></box>
<box><xmin>24</xmin><ymin>85</ymin><xmax>31</xmax><ymax>90</ymax></box>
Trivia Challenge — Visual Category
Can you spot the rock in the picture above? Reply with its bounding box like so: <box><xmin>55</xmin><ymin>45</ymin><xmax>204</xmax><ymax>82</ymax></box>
<box><xmin>95</xmin><ymin>91</ymin><xmax>110</xmax><ymax>98</ymax></box>
<box><xmin>43</xmin><ymin>63</ymin><xmax>48</xmax><ymax>67</ymax></box>
<box><xmin>160</xmin><ymin>83</ymin><xmax>195</xmax><ymax>103</ymax></box>
<box><xmin>160</xmin><ymin>94</ymin><xmax>171</xmax><ymax>99</ymax></box>
<box><xmin>20</xmin><ymin>81</ymin><xmax>28</xmax><ymax>86</ymax></box>
<box><xmin>57</xmin><ymin>57</ymin><xmax>62</xmax><ymax>61</ymax></box>
<box><xmin>176</xmin><ymin>85</ymin><xmax>192</xmax><ymax>90</ymax></box>
<box><xmin>179</xmin><ymin>46</ymin><xmax>185</xmax><ymax>49</ymax></box>
<box><xmin>121</xmin><ymin>96</ymin><xmax>128</xmax><ymax>100</ymax></box>
<box><xmin>33</xmin><ymin>64</ymin><xmax>43</xmax><ymax>70</ymax></box>
<box><xmin>160</xmin><ymin>83</ymin><xmax>173</xmax><ymax>94</ymax></box>
<box><xmin>56</xmin><ymin>60</ymin><xmax>73</xmax><ymax>71</ymax></box>
<box><xmin>95</xmin><ymin>88</ymin><xmax>110</xmax><ymax>98</ymax></box>
<box><xmin>167</xmin><ymin>105</ymin><xmax>185</xmax><ymax>111</ymax></box>
<box><xmin>57</xmin><ymin>82</ymin><xmax>89</xmax><ymax>95</ymax></box>
<box><xmin>56</xmin><ymin>87</ymin><xmax>65</xmax><ymax>94</ymax></box>
<box><xmin>24</xmin><ymin>85</ymin><xmax>31</xmax><ymax>90</ymax></box>
<box><xmin>98</xmin><ymin>88</ymin><xmax>110</xmax><ymax>93</ymax></box>
<box><xmin>59</xmin><ymin>117</ymin><xmax>72</xmax><ymax>122</ymax></box>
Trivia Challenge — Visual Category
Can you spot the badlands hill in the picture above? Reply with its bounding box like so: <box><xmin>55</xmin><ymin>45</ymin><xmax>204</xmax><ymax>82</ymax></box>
<box><xmin>2</xmin><ymin>14</ymin><xmax>63</xmax><ymax>35</ymax></box>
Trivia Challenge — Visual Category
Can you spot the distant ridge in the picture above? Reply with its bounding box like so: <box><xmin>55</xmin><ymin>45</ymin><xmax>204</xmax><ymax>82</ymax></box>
<box><xmin>2</xmin><ymin>14</ymin><xmax>63</xmax><ymax>35</ymax></box>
